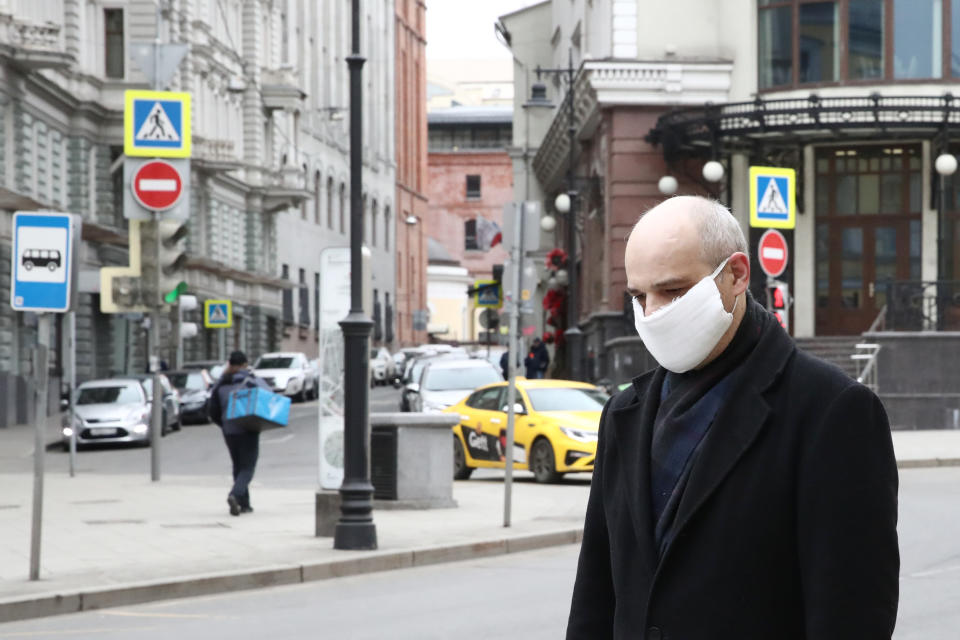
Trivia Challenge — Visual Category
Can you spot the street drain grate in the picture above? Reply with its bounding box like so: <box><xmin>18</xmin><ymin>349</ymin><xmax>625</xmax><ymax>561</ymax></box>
<box><xmin>160</xmin><ymin>523</ymin><xmax>231</xmax><ymax>529</ymax></box>
<box><xmin>71</xmin><ymin>499</ymin><xmax>122</xmax><ymax>505</ymax></box>
<box><xmin>84</xmin><ymin>519</ymin><xmax>145</xmax><ymax>525</ymax></box>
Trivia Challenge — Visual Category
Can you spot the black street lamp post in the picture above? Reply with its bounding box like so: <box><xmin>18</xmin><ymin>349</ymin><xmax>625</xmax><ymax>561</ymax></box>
<box><xmin>335</xmin><ymin>0</ymin><xmax>377</xmax><ymax>551</ymax></box>
<box><xmin>535</xmin><ymin>49</ymin><xmax>584</xmax><ymax>381</ymax></box>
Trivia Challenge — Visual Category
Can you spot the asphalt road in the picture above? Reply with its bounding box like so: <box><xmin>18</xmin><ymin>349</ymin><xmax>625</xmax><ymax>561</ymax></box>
<box><xmin>3</xmin><ymin>385</ymin><xmax>408</xmax><ymax>487</ymax></box>
<box><xmin>1</xmin><ymin>467</ymin><xmax>958</xmax><ymax>638</ymax></box>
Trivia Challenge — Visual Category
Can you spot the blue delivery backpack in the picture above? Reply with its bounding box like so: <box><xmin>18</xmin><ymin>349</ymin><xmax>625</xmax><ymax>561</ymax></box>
<box><xmin>225</xmin><ymin>383</ymin><xmax>291</xmax><ymax>432</ymax></box>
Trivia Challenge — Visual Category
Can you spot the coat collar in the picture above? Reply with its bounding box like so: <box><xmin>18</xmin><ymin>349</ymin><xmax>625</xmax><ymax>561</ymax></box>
<box><xmin>608</xmin><ymin>314</ymin><xmax>796</xmax><ymax>574</ymax></box>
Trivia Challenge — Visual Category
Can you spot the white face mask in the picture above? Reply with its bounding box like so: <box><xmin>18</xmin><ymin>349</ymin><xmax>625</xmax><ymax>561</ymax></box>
<box><xmin>632</xmin><ymin>257</ymin><xmax>739</xmax><ymax>374</ymax></box>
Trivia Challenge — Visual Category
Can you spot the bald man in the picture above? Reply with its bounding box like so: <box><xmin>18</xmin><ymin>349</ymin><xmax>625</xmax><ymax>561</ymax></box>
<box><xmin>566</xmin><ymin>196</ymin><xmax>898</xmax><ymax>640</ymax></box>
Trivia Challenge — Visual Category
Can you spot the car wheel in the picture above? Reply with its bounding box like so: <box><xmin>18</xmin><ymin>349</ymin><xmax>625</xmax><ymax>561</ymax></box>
<box><xmin>531</xmin><ymin>438</ymin><xmax>562</xmax><ymax>484</ymax></box>
<box><xmin>293</xmin><ymin>389</ymin><xmax>305</xmax><ymax>403</ymax></box>
<box><xmin>453</xmin><ymin>435</ymin><xmax>473</xmax><ymax>480</ymax></box>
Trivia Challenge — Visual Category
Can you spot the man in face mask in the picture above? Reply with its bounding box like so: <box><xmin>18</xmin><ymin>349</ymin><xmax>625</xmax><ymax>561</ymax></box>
<box><xmin>567</xmin><ymin>196</ymin><xmax>898</xmax><ymax>640</ymax></box>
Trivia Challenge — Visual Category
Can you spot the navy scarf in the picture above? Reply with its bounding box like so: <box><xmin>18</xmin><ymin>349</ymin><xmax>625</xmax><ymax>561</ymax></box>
<box><xmin>649</xmin><ymin>295</ymin><xmax>767</xmax><ymax>552</ymax></box>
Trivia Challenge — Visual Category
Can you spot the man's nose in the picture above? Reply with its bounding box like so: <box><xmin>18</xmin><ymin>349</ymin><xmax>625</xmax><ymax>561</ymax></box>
<box><xmin>643</xmin><ymin>297</ymin><xmax>667</xmax><ymax>316</ymax></box>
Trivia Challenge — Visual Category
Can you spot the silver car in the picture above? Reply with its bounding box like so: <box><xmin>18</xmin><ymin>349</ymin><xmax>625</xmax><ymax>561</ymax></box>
<box><xmin>61</xmin><ymin>379</ymin><xmax>170</xmax><ymax>448</ymax></box>
<box><xmin>408</xmin><ymin>359</ymin><xmax>504</xmax><ymax>413</ymax></box>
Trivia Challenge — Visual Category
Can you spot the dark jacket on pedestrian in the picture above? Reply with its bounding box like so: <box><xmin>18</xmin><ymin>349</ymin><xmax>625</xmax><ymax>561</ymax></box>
<box><xmin>566</xmin><ymin>299</ymin><xmax>899</xmax><ymax>639</ymax></box>
<box><xmin>208</xmin><ymin>369</ymin><xmax>270</xmax><ymax>435</ymax></box>
<box><xmin>524</xmin><ymin>340</ymin><xmax>549</xmax><ymax>378</ymax></box>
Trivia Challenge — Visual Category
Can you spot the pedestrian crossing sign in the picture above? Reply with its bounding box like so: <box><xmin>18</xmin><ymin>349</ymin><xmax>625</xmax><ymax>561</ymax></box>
<box><xmin>124</xmin><ymin>90</ymin><xmax>192</xmax><ymax>158</ymax></box>
<box><xmin>749</xmin><ymin>166</ymin><xmax>796</xmax><ymax>229</ymax></box>
<box><xmin>474</xmin><ymin>280</ymin><xmax>502</xmax><ymax>308</ymax></box>
<box><xmin>204</xmin><ymin>299</ymin><xmax>232</xmax><ymax>329</ymax></box>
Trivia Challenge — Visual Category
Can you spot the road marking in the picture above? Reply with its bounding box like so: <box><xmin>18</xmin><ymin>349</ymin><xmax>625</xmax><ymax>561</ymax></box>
<box><xmin>905</xmin><ymin>563</ymin><xmax>960</xmax><ymax>578</ymax></box>
<box><xmin>262</xmin><ymin>433</ymin><xmax>294</xmax><ymax>445</ymax></box>
<box><xmin>0</xmin><ymin>626</ymin><xmax>159</xmax><ymax>637</ymax></box>
<box><xmin>100</xmin><ymin>610</ymin><xmax>223</xmax><ymax>619</ymax></box>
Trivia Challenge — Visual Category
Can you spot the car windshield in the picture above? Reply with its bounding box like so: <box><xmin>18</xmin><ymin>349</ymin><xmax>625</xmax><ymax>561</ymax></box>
<box><xmin>256</xmin><ymin>357</ymin><xmax>294</xmax><ymax>369</ymax></box>
<box><xmin>167</xmin><ymin>372</ymin><xmax>206</xmax><ymax>391</ymax></box>
<box><xmin>422</xmin><ymin>366</ymin><xmax>501</xmax><ymax>391</ymax></box>
<box><xmin>77</xmin><ymin>386</ymin><xmax>141</xmax><ymax>405</ymax></box>
<box><xmin>526</xmin><ymin>388</ymin><xmax>609</xmax><ymax>412</ymax></box>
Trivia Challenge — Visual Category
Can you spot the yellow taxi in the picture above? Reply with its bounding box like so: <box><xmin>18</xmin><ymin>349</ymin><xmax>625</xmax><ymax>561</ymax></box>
<box><xmin>445</xmin><ymin>378</ymin><xmax>608</xmax><ymax>483</ymax></box>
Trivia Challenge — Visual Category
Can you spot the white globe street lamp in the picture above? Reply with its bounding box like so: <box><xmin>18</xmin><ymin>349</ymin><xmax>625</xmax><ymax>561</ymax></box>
<box><xmin>556</xmin><ymin>269</ymin><xmax>569</xmax><ymax>286</ymax></box>
<box><xmin>540</xmin><ymin>214</ymin><xmax>557</xmax><ymax>232</ymax></box>
<box><xmin>554</xmin><ymin>192</ymin><xmax>571</xmax><ymax>214</ymax></box>
<box><xmin>935</xmin><ymin>153</ymin><xmax>958</xmax><ymax>176</ymax></box>
<box><xmin>658</xmin><ymin>175</ymin><xmax>678</xmax><ymax>195</ymax></box>
<box><xmin>702</xmin><ymin>160</ymin><xmax>725</xmax><ymax>183</ymax></box>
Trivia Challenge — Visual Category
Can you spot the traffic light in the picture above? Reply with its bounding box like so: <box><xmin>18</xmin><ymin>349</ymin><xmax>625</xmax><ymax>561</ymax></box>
<box><xmin>767</xmin><ymin>280</ymin><xmax>791</xmax><ymax>332</ymax></box>
<box><xmin>140</xmin><ymin>218</ymin><xmax>188</xmax><ymax>307</ymax></box>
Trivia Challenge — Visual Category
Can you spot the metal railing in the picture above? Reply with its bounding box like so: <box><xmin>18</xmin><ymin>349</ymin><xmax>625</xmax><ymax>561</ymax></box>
<box><xmin>852</xmin><ymin>343</ymin><xmax>881</xmax><ymax>392</ymax></box>
<box><xmin>884</xmin><ymin>280</ymin><xmax>960</xmax><ymax>331</ymax></box>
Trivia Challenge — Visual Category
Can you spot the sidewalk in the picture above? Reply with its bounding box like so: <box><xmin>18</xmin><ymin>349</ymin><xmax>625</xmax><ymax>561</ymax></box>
<box><xmin>1</xmin><ymin>427</ymin><xmax>959</xmax><ymax>624</ymax></box>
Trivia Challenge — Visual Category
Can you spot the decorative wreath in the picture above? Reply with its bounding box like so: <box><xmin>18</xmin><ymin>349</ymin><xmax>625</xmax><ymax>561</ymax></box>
<box><xmin>546</xmin><ymin>248</ymin><xmax>568</xmax><ymax>270</ymax></box>
<box><xmin>542</xmin><ymin>331</ymin><xmax>555</xmax><ymax>344</ymax></box>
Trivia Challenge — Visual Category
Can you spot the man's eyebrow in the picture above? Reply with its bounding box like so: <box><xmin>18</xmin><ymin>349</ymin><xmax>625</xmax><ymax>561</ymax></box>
<box><xmin>649</xmin><ymin>277</ymin><xmax>691</xmax><ymax>290</ymax></box>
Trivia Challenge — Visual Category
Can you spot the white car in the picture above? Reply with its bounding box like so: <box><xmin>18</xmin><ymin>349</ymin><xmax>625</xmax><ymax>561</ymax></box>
<box><xmin>253</xmin><ymin>352</ymin><xmax>317</xmax><ymax>402</ymax></box>
<box><xmin>370</xmin><ymin>347</ymin><xmax>396</xmax><ymax>385</ymax></box>
<box><xmin>61</xmin><ymin>379</ymin><xmax>172</xmax><ymax>448</ymax></box>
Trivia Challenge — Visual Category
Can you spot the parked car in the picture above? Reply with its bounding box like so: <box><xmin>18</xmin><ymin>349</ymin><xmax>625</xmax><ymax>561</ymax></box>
<box><xmin>370</xmin><ymin>347</ymin><xmax>396</xmax><ymax>385</ymax></box>
<box><xmin>61</xmin><ymin>379</ymin><xmax>172</xmax><ymax>448</ymax></box>
<box><xmin>253</xmin><ymin>352</ymin><xmax>317</xmax><ymax>402</ymax></box>
<box><xmin>446</xmin><ymin>379</ymin><xmax>608</xmax><ymax>483</ymax></box>
<box><xmin>166</xmin><ymin>369</ymin><xmax>213</xmax><ymax>424</ymax></box>
<box><xmin>123</xmin><ymin>374</ymin><xmax>182</xmax><ymax>432</ymax></box>
<box><xmin>308</xmin><ymin>358</ymin><xmax>321</xmax><ymax>398</ymax></box>
<box><xmin>407</xmin><ymin>358</ymin><xmax>503</xmax><ymax>413</ymax></box>
<box><xmin>183</xmin><ymin>359</ymin><xmax>226</xmax><ymax>381</ymax></box>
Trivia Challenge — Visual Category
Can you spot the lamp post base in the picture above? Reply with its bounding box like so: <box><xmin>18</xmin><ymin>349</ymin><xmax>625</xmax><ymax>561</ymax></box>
<box><xmin>333</xmin><ymin>479</ymin><xmax>378</xmax><ymax>550</ymax></box>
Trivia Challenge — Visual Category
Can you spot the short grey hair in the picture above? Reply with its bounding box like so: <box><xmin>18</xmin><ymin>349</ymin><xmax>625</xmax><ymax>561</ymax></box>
<box><xmin>632</xmin><ymin>195</ymin><xmax>748</xmax><ymax>267</ymax></box>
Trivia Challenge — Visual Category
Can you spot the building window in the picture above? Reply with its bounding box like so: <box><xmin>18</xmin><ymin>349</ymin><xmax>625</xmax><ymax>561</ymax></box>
<box><xmin>464</xmin><ymin>218</ymin><xmax>478</xmax><ymax>250</ymax></box>
<box><xmin>104</xmin><ymin>8</ymin><xmax>125</xmax><ymax>79</ymax></box>
<box><xmin>339</xmin><ymin>183</ymin><xmax>346</xmax><ymax>234</ymax></box>
<box><xmin>893</xmin><ymin>0</ymin><xmax>942</xmax><ymax>79</ymax></box>
<box><xmin>314</xmin><ymin>172</ymin><xmax>322</xmax><ymax>224</ymax></box>
<box><xmin>799</xmin><ymin>2</ymin><xmax>839</xmax><ymax>83</ymax></box>
<box><xmin>314</xmin><ymin>272</ymin><xmax>320</xmax><ymax>330</ymax></box>
<box><xmin>760</xmin><ymin>0</ymin><xmax>954</xmax><ymax>88</ymax></box>
<box><xmin>371</xmin><ymin>200</ymin><xmax>378</xmax><ymax>247</ymax></box>
<box><xmin>299</xmin><ymin>268</ymin><xmax>310</xmax><ymax>327</ymax></box>
<box><xmin>327</xmin><ymin>177</ymin><xmax>334</xmax><ymax>229</ymax></box>
<box><xmin>849</xmin><ymin>0</ymin><xmax>885</xmax><ymax>80</ymax></box>
<box><xmin>383</xmin><ymin>206</ymin><xmax>391</xmax><ymax>251</ymax></box>
<box><xmin>466</xmin><ymin>174</ymin><xmax>481</xmax><ymax>200</ymax></box>
<box><xmin>758</xmin><ymin>2</ymin><xmax>793</xmax><ymax>89</ymax></box>
<box><xmin>282</xmin><ymin>264</ymin><xmax>294</xmax><ymax>326</ymax></box>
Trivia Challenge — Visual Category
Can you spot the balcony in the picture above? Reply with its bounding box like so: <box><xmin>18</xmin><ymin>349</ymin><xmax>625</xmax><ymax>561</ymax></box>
<box><xmin>257</xmin><ymin>165</ymin><xmax>310</xmax><ymax>213</ymax></box>
<box><xmin>0</xmin><ymin>13</ymin><xmax>70</xmax><ymax>70</ymax></box>
<box><xmin>193</xmin><ymin>136</ymin><xmax>242</xmax><ymax>172</ymax></box>
<box><xmin>261</xmin><ymin>66</ymin><xmax>305</xmax><ymax>111</ymax></box>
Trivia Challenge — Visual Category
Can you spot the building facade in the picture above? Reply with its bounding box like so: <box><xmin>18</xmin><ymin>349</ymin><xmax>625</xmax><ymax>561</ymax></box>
<box><xmin>394</xmin><ymin>0</ymin><xmax>428</xmax><ymax>348</ymax></box>
<box><xmin>275</xmin><ymin>0</ymin><xmax>398</xmax><ymax>356</ymax></box>
<box><xmin>426</xmin><ymin>106</ymin><xmax>512</xmax><ymax>342</ymax></box>
<box><xmin>501</xmin><ymin>0</ymin><xmax>960</xmax><ymax>427</ymax></box>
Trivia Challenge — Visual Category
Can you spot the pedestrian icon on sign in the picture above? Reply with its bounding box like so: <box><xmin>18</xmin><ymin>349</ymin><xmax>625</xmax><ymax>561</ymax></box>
<box><xmin>759</xmin><ymin>178</ymin><xmax>788</xmax><ymax>215</ymax></box>
<box><xmin>135</xmin><ymin>102</ymin><xmax>180</xmax><ymax>143</ymax></box>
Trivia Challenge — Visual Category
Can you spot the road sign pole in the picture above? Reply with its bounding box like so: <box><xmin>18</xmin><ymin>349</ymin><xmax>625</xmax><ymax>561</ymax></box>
<box><xmin>218</xmin><ymin>327</ymin><xmax>226</xmax><ymax>362</ymax></box>
<box><xmin>503</xmin><ymin>203</ymin><xmax>525</xmax><ymax>528</ymax></box>
<box><xmin>68</xmin><ymin>310</ymin><xmax>77</xmax><ymax>477</ymax></box>
<box><xmin>149</xmin><ymin>310</ymin><xmax>162</xmax><ymax>482</ymax></box>
<box><xmin>28</xmin><ymin>313</ymin><xmax>51</xmax><ymax>581</ymax></box>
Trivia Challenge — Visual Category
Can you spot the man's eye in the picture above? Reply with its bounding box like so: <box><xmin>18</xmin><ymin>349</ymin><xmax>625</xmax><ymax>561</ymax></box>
<box><xmin>632</xmin><ymin>294</ymin><xmax>646</xmax><ymax>304</ymax></box>
<box><xmin>665</xmin><ymin>288</ymin><xmax>683</xmax><ymax>296</ymax></box>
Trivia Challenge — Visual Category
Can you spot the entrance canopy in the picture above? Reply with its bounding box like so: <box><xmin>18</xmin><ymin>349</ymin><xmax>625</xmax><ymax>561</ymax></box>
<box><xmin>646</xmin><ymin>93</ymin><xmax>960</xmax><ymax>160</ymax></box>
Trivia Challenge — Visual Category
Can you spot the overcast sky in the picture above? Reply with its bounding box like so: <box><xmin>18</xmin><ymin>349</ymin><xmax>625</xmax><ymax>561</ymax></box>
<box><xmin>426</xmin><ymin>0</ymin><xmax>543</xmax><ymax>61</ymax></box>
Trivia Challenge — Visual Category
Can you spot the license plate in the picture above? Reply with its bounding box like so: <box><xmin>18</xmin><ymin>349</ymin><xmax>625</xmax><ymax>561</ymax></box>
<box><xmin>90</xmin><ymin>427</ymin><xmax>118</xmax><ymax>436</ymax></box>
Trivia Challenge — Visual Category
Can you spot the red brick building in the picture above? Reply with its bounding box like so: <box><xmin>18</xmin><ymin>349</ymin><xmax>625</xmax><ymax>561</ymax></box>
<box><xmin>426</xmin><ymin>107</ymin><xmax>513</xmax><ymax>289</ymax></box>
<box><xmin>395</xmin><ymin>0</ymin><xmax>429</xmax><ymax>347</ymax></box>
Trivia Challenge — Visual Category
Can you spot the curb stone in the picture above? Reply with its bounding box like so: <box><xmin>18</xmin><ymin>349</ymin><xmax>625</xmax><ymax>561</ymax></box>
<box><xmin>0</xmin><ymin>528</ymin><xmax>584</xmax><ymax>624</ymax></box>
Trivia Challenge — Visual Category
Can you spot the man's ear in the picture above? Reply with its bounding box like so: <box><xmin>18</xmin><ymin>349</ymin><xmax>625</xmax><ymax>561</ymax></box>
<box><xmin>729</xmin><ymin>252</ymin><xmax>750</xmax><ymax>296</ymax></box>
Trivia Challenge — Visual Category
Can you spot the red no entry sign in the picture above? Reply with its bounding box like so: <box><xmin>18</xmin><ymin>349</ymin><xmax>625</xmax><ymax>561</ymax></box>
<box><xmin>131</xmin><ymin>160</ymin><xmax>183</xmax><ymax>211</ymax></box>
<box><xmin>758</xmin><ymin>229</ymin><xmax>788</xmax><ymax>277</ymax></box>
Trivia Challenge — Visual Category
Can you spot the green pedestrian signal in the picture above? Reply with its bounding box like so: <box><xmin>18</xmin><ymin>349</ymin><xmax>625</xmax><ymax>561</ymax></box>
<box><xmin>164</xmin><ymin>281</ymin><xmax>187</xmax><ymax>304</ymax></box>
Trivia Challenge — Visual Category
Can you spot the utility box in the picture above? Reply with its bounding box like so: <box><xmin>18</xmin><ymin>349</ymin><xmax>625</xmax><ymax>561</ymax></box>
<box><xmin>370</xmin><ymin>413</ymin><xmax>459</xmax><ymax>508</ymax></box>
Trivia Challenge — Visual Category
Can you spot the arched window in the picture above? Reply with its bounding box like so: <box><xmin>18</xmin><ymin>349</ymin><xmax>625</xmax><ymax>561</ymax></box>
<box><xmin>383</xmin><ymin>206</ymin><xmax>391</xmax><ymax>251</ymax></box>
<box><xmin>326</xmin><ymin>176</ymin><xmax>334</xmax><ymax>229</ymax></box>
<box><xmin>314</xmin><ymin>171</ymin><xmax>322</xmax><ymax>225</ymax></box>
<box><xmin>339</xmin><ymin>183</ymin><xmax>346</xmax><ymax>234</ymax></box>
<box><xmin>371</xmin><ymin>199</ymin><xmax>378</xmax><ymax>247</ymax></box>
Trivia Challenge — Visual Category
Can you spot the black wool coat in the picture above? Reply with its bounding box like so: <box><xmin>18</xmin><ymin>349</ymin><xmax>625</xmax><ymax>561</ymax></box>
<box><xmin>566</xmin><ymin>317</ymin><xmax>899</xmax><ymax>640</ymax></box>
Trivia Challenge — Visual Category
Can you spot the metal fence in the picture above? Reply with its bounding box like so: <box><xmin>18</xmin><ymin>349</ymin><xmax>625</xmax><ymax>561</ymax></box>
<box><xmin>884</xmin><ymin>280</ymin><xmax>960</xmax><ymax>331</ymax></box>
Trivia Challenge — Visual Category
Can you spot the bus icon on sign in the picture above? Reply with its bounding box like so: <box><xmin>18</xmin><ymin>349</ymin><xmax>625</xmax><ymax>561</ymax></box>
<box><xmin>22</xmin><ymin>249</ymin><xmax>61</xmax><ymax>272</ymax></box>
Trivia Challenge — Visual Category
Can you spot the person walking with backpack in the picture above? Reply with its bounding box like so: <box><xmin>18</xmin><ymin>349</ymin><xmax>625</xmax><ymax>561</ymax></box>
<box><xmin>208</xmin><ymin>350</ymin><xmax>271</xmax><ymax>516</ymax></box>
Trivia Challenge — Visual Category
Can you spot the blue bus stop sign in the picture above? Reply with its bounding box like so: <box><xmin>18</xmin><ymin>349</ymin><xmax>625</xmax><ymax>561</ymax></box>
<box><xmin>10</xmin><ymin>212</ymin><xmax>79</xmax><ymax>313</ymax></box>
